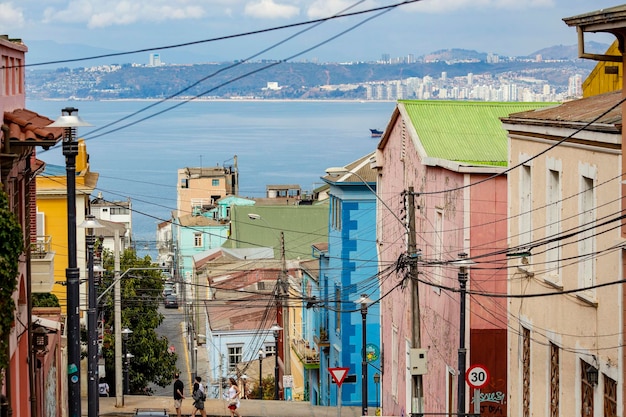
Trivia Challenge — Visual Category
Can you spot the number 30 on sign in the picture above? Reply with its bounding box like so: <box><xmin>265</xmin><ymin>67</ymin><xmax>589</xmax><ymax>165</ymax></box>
<box><xmin>466</xmin><ymin>364</ymin><xmax>490</xmax><ymax>389</ymax></box>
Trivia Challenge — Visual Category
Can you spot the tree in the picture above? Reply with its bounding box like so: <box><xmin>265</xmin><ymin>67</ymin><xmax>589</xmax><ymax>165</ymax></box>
<box><xmin>32</xmin><ymin>293</ymin><xmax>60</xmax><ymax>308</ymax></box>
<box><xmin>0</xmin><ymin>190</ymin><xmax>22</xmax><ymax>374</ymax></box>
<box><xmin>100</xmin><ymin>247</ymin><xmax>177</xmax><ymax>394</ymax></box>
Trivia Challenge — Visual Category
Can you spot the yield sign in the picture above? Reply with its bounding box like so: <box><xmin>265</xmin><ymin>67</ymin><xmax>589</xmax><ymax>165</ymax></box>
<box><xmin>329</xmin><ymin>367</ymin><xmax>350</xmax><ymax>387</ymax></box>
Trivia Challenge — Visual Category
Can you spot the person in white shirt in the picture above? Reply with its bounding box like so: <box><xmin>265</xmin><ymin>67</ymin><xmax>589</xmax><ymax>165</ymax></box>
<box><xmin>98</xmin><ymin>378</ymin><xmax>110</xmax><ymax>397</ymax></box>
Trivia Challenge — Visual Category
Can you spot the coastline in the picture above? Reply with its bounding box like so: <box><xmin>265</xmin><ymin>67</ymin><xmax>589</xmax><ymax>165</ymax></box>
<box><xmin>39</xmin><ymin>97</ymin><xmax>397</xmax><ymax>103</ymax></box>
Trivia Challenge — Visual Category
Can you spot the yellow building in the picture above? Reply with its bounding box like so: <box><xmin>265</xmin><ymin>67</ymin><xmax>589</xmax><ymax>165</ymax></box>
<box><xmin>36</xmin><ymin>139</ymin><xmax>99</xmax><ymax>313</ymax></box>
<box><xmin>582</xmin><ymin>40</ymin><xmax>622</xmax><ymax>97</ymax></box>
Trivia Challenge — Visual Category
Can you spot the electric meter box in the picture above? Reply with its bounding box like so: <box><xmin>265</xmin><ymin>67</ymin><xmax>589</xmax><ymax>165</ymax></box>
<box><xmin>410</xmin><ymin>348</ymin><xmax>428</xmax><ymax>375</ymax></box>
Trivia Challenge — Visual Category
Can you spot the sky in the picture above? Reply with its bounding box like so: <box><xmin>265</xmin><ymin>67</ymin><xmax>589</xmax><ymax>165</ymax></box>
<box><xmin>1</xmin><ymin>0</ymin><xmax>622</xmax><ymax>66</ymax></box>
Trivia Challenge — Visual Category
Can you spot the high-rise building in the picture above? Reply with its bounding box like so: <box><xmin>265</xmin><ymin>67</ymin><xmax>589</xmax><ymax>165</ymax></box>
<box><xmin>149</xmin><ymin>53</ymin><xmax>161</xmax><ymax>67</ymax></box>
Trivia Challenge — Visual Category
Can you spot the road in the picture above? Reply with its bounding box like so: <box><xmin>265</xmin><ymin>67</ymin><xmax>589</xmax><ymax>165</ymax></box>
<box><xmin>149</xmin><ymin>300</ymin><xmax>189</xmax><ymax>397</ymax></box>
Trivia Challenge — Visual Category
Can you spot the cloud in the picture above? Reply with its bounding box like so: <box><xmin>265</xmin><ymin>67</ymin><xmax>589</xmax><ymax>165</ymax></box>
<box><xmin>244</xmin><ymin>0</ymin><xmax>300</xmax><ymax>19</ymax></box>
<box><xmin>414</xmin><ymin>0</ymin><xmax>555</xmax><ymax>13</ymax></box>
<box><xmin>307</xmin><ymin>0</ymin><xmax>362</xmax><ymax>19</ymax></box>
<box><xmin>0</xmin><ymin>3</ymin><xmax>25</xmax><ymax>30</ymax></box>
<box><xmin>42</xmin><ymin>0</ymin><xmax>208</xmax><ymax>28</ymax></box>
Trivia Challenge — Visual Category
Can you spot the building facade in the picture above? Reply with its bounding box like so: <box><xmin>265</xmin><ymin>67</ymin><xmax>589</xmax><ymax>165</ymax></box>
<box><xmin>503</xmin><ymin>90</ymin><xmax>623</xmax><ymax>417</ymax></box>
<box><xmin>375</xmin><ymin>100</ymin><xmax>553</xmax><ymax>416</ymax></box>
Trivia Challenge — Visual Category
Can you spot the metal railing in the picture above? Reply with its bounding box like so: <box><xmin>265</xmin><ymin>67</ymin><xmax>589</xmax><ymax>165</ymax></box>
<box><xmin>31</xmin><ymin>236</ymin><xmax>52</xmax><ymax>259</ymax></box>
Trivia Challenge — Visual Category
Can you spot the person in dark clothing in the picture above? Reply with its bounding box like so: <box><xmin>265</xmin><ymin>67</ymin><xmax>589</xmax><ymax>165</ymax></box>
<box><xmin>173</xmin><ymin>373</ymin><xmax>185</xmax><ymax>417</ymax></box>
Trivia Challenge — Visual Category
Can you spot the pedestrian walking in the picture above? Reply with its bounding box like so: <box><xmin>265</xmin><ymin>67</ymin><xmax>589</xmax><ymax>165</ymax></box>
<box><xmin>192</xmin><ymin>381</ymin><xmax>207</xmax><ymax>417</ymax></box>
<box><xmin>227</xmin><ymin>377</ymin><xmax>241</xmax><ymax>417</ymax></box>
<box><xmin>98</xmin><ymin>377</ymin><xmax>109</xmax><ymax>397</ymax></box>
<box><xmin>173</xmin><ymin>373</ymin><xmax>185</xmax><ymax>417</ymax></box>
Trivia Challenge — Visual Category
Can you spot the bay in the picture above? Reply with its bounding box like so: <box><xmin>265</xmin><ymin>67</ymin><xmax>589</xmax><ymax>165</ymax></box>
<box><xmin>27</xmin><ymin>99</ymin><xmax>396</xmax><ymax>257</ymax></box>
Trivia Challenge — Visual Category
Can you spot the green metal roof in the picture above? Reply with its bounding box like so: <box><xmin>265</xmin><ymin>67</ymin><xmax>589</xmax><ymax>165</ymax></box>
<box><xmin>399</xmin><ymin>100</ymin><xmax>557</xmax><ymax>166</ymax></box>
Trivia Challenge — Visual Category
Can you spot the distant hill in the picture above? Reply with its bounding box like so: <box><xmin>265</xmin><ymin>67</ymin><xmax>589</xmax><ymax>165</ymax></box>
<box><xmin>421</xmin><ymin>42</ymin><xmax>611</xmax><ymax>62</ymax></box>
<box><xmin>24</xmin><ymin>39</ymin><xmax>611</xmax><ymax>68</ymax></box>
<box><xmin>528</xmin><ymin>41</ymin><xmax>610</xmax><ymax>60</ymax></box>
<box><xmin>422</xmin><ymin>48</ymin><xmax>486</xmax><ymax>62</ymax></box>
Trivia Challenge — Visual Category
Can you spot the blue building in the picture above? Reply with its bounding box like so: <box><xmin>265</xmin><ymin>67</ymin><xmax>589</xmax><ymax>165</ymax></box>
<box><xmin>316</xmin><ymin>153</ymin><xmax>381</xmax><ymax>411</ymax></box>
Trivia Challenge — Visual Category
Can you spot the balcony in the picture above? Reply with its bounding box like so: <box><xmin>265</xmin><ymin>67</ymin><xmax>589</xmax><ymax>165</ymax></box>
<box><xmin>292</xmin><ymin>338</ymin><xmax>319</xmax><ymax>369</ymax></box>
<box><xmin>31</xmin><ymin>236</ymin><xmax>55</xmax><ymax>293</ymax></box>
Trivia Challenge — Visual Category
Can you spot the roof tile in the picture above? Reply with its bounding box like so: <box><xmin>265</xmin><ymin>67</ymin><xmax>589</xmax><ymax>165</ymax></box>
<box><xmin>4</xmin><ymin>109</ymin><xmax>63</xmax><ymax>147</ymax></box>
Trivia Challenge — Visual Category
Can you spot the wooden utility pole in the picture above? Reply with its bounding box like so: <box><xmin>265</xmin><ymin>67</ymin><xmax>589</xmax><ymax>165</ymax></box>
<box><xmin>408</xmin><ymin>186</ymin><xmax>424</xmax><ymax>415</ymax></box>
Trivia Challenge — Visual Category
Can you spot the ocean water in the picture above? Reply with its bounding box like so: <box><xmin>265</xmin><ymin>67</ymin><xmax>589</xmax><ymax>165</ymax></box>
<box><xmin>27</xmin><ymin>99</ymin><xmax>396</xmax><ymax>256</ymax></box>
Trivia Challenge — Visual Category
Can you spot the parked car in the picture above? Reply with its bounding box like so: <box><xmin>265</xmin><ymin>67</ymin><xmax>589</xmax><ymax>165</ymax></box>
<box><xmin>162</xmin><ymin>282</ymin><xmax>175</xmax><ymax>297</ymax></box>
<box><xmin>164</xmin><ymin>294</ymin><xmax>178</xmax><ymax>309</ymax></box>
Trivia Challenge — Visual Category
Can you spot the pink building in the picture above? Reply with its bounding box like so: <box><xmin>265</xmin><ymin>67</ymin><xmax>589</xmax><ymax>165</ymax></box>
<box><xmin>374</xmin><ymin>100</ymin><xmax>553</xmax><ymax>416</ymax></box>
<box><xmin>0</xmin><ymin>35</ymin><xmax>63</xmax><ymax>417</ymax></box>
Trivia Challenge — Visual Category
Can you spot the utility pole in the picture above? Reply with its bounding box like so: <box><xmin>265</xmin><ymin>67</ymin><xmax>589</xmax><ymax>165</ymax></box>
<box><xmin>280</xmin><ymin>231</ymin><xmax>291</xmax><ymax>377</ymax></box>
<box><xmin>408</xmin><ymin>186</ymin><xmax>424</xmax><ymax>415</ymax></box>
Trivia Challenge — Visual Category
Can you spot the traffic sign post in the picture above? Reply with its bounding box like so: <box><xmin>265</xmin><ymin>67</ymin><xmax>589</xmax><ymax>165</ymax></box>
<box><xmin>329</xmin><ymin>368</ymin><xmax>350</xmax><ymax>417</ymax></box>
<box><xmin>466</xmin><ymin>364</ymin><xmax>490</xmax><ymax>415</ymax></box>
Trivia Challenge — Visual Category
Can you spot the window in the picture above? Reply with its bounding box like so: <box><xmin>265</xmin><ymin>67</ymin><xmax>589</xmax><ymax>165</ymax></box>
<box><xmin>581</xmin><ymin>360</ymin><xmax>594</xmax><ymax>417</ymax></box>
<box><xmin>331</xmin><ymin>196</ymin><xmax>342</xmax><ymax>230</ymax></box>
<box><xmin>181</xmin><ymin>178</ymin><xmax>189</xmax><ymax>188</ymax></box>
<box><xmin>579</xmin><ymin>171</ymin><xmax>596</xmax><ymax>297</ymax></box>
<box><xmin>228</xmin><ymin>346</ymin><xmax>243</xmax><ymax>371</ymax></box>
<box><xmin>265</xmin><ymin>345</ymin><xmax>276</xmax><ymax>357</ymax></box>
<box><xmin>212</xmin><ymin>179</ymin><xmax>219</xmax><ymax>186</ymax></box>
<box><xmin>522</xmin><ymin>327</ymin><xmax>530</xmax><ymax>417</ymax></box>
<box><xmin>334</xmin><ymin>287</ymin><xmax>341</xmax><ymax>333</ymax></box>
<box><xmin>433</xmin><ymin>209</ymin><xmax>443</xmax><ymax>291</ymax></box>
<box><xmin>549</xmin><ymin>343</ymin><xmax>559</xmax><ymax>417</ymax></box>
<box><xmin>110</xmin><ymin>207</ymin><xmax>129</xmax><ymax>215</ymax></box>
<box><xmin>546</xmin><ymin>162</ymin><xmax>562</xmax><ymax>283</ymax></box>
<box><xmin>391</xmin><ymin>326</ymin><xmax>398</xmax><ymax>398</ymax></box>
<box><xmin>519</xmin><ymin>160</ymin><xmax>532</xmax><ymax>247</ymax></box>
<box><xmin>194</xmin><ymin>232</ymin><xmax>202</xmax><ymax>247</ymax></box>
<box><xmin>604</xmin><ymin>374</ymin><xmax>617</xmax><ymax>417</ymax></box>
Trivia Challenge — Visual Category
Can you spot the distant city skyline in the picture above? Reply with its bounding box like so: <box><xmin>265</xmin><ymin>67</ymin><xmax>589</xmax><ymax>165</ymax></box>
<box><xmin>4</xmin><ymin>1</ymin><xmax>621</xmax><ymax>67</ymax></box>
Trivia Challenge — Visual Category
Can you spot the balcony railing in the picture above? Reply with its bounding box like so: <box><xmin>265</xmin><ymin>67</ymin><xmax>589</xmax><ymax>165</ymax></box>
<box><xmin>31</xmin><ymin>236</ymin><xmax>55</xmax><ymax>293</ymax></box>
<box><xmin>292</xmin><ymin>338</ymin><xmax>319</xmax><ymax>369</ymax></box>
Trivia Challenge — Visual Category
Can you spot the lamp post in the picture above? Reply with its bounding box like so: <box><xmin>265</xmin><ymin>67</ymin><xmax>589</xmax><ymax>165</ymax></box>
<box><xmin>355</xmin><ymin>294</ymin><xmax>373</xmax><ymax>416</ymax></box>
<box><xmin>121</xmin><ymin>327</ymin><xmax>133</xmax><ymax>395</ymax></box>
<box><xmin>79</xmin><ymin>214</ymin><xmax>104</xmax><ymax>417</ymax></box>
<box><xmin>258</xmin><ymin>349</ymin><xmax>265</xmax><ymax>399</ymax></box>
<box><xmin>373</xmin><ymin>372</ymin><xmax>380</xmax><ymax>415</ymax></box>
<box><xmin>269</xmin><ymin>323</ymin><xmax>282</xmax><ymax>400</ymax></box>
<box><xmin>48</xmin><ymin>107</ymin><xmax>92</xmax><ymax>417</ymax></box>
<box><xmin>452</xmin><ymin>253</ymin><xmax>475</xmax><ymax>417</ymax></box>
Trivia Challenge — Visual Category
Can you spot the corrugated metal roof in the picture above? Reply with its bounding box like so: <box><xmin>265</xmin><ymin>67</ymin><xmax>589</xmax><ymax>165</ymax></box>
<box><xmin>321</xmin><ymin>152</ymin><xmax>376</xmax><ymax>183</ymax></box>
<box><xmin>400</xmin><ymin>100</ymin><xmax>557</xmax><ymax>166</ymax></box>
<box><xmin>501</xmin><ymin>90</ymin><xmax>622</xmax><ymax>130</ymax></box>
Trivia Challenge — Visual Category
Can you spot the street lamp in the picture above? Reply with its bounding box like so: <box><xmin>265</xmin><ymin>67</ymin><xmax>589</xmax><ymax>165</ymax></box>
<box><xmin>79</xmin><ymin>214</ymin><xmax>104</xmax><ymax>417</ymax></box>
<box><xmin>452</xmin><ymin>253</ymin><xmax>475</xmax><ymax>417</ymax></box>
<box><xmin>373</xmin><ymin>372</ymin><xmax>380</xmax><ymax>415</ymax></box>
<box><xmin>121</xmin><ymin>327</ymin><xmax>133</xmax><ymax>395</ymax></box>
<box><xmin>269</xmin><ymin>323</ymin><xmax>282</xmax><ymax>400</ymax></box>
<box><xmin>258</xmin><ymin>349</ymin><xmax>265</xmax><ymax>399</ymax></box>
<box><xmin>48</xmin><ymin>107</ymin><xmax>92</xmax><ymax>417</ymax></box>
<box><xmin>355</xmin><ymin>294</ymin><xmax>373</xmax><ymax>416</ymax></box>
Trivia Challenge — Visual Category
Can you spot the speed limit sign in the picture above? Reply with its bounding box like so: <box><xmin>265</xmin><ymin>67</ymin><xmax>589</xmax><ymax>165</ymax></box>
<box><xmin>466</xmin><ymin>364</ymin><xmax>490</xmax><ymax>389</ymax></box>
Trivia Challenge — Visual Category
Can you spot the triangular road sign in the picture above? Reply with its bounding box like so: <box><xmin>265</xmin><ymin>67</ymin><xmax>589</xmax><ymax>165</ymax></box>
<box><xmin>329</xmin><ymin>367</ymin><xmax>350</xmax><ymax>387</ymax></box>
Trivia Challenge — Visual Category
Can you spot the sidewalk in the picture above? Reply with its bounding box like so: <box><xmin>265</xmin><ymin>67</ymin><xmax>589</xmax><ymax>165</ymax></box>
<box><xmin>91</xmin><ymin>395</ymin><xmax>363</xmax><ymax>417</ymax></box>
